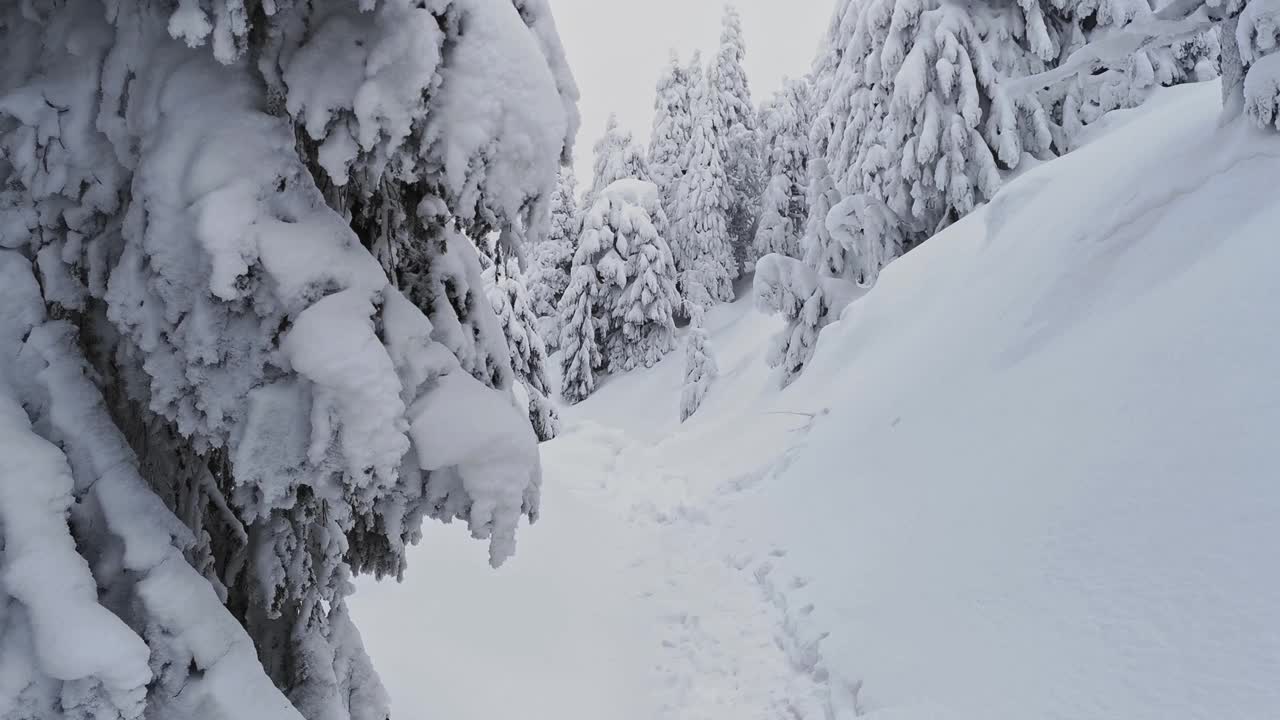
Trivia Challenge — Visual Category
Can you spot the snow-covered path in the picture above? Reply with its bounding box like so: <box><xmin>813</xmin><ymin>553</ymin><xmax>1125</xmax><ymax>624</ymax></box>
<box><xmin>351</xmin><ymin>291</ymin><xmax>833</xmax><ymax>720</ymax></box>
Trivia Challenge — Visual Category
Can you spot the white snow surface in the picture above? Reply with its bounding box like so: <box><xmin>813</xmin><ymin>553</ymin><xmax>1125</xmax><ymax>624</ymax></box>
<box><xmin>355</xmin><ymin>81</ymin><xmax>1279</xmax><ymax>720</ymax></box>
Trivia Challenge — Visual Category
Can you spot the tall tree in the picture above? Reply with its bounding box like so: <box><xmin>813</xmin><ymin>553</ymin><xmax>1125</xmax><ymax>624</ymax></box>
<box><xmin>558</xmin><ymin>179</ymin><xmax>678</xmax><ymax>403</ymax></box>
<box><xmin>649</xmin><ymin>51</ymin><xmax>696</xmax><ymax>221</ymax></box>
<box><xmin>528</xmin><ymin>169</ymin><xmax>579</xmax><ymax>347</ymax></box>
<box><xmin>754</xmin><ymin>77</ymin><xmax>814</xmax><ymax>260</ymax></box>
<box><xmin>0</xmin><ymin>0</ymin><xmax>578</xmax><ymax>718</ymax></box>
<box><xmin>708</xmin><ymin>5</ymin><xmax>765</xmax><ymax>273</ymax></box>
<box><xmin>673</xmin><ymin>74</ymin><xmax>735</xmax><ymax>310</ymax></box>
<box><xmin>583</xmin><ymin>113</ymin><xmax>650</xmax><ymax>214</ymax></box>
<box><xmin>607</xmin><ymin>182</ymin><xmax>681</xmax><ymax>372</ymax></box>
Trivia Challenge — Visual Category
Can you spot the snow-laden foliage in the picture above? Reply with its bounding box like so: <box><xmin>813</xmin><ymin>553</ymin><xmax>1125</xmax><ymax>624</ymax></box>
<box><xmin>672</xmin><ymin>74</ymin><xmax>736</xmax><ymax>310</ymax></box>
<box><xmin>649</xmin><ymin>51</ymin><xmax>696</xmax><ymax>219</ymax></box>
<box><xmin>754</xmin><ymin>254</ymin><xmax>864</xmax><ymax>388</ymax></box>
<box><xmin>484</xmin><ymin>254</ymin><xmax>560</xmax><ymax>442</ymax></box>
<box><xmin>679</xmin><ymin>305</ymin><xmax>718</xmax><ymax>422</ymax></box>
<box><xmin>1002</xmin><ymin>2</ymin><xmax>1280</xmax><ymax>132</ymax></box>
<box><xmin>998</xmin><ymin>0</ymin><xmax>1218</xmax><ymax>150</ymax></box>
<box><xmin>558</xmin><ymin>180</ymin><xmax>679</xmax><ymax>403</ymax></box>
<box><xmin>583</xmin><ymin>114</ymin><xmax>651</xmax><ymax>214</ymax></box>
<box><xmin>708</xmin><ymin>5</ymin><xmax>765</xmax><ymax>272</ymax></box>
<box><xmin>0</xmin><ymin>0</ymin><xmax>577</xmax><ymax>718</ymax></box>
<box><xmin>757</xmin><ymin>0</ymin><xmax>1216</xmax><ymax>388</ymax></box>
<box><xmin>528</xmin><ymin>170</ymin><xmax>578</xmax><ymax>348</ymax></box>
<box><xmin>754</xmin><ymin>77</ymin><xmax>813</xmax><ymax>261</ymax></box>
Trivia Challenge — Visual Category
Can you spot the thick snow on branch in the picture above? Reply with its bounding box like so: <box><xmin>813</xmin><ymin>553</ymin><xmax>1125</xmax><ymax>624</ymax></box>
<box><xmin>0</xmin><ymin>0</ymin><xmax>580</xmax><ymax>717</ymax></box>
<box><xmin>753</xmin><ymin>253</ymin><xmax>865</xmax><ymax>387</ymax></box>
<box><xmin>1004</xmin><ymin>9</ymin><xmax>1218</xmax><ymax>98</ymax></box>
<box><xmin>0</xmin><ymin>251</ymin><xmax>304</xmax><ymax>720</ymax></box>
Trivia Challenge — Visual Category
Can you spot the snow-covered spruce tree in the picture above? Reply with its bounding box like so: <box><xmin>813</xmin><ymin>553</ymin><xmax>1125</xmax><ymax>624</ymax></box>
<box><xmin>0</xmin><ymin>1</ymin><xmax>577</xmax><ymax>719</ymax></box>
<box><xmin>649</xmin><ymin>50</ymin><xmax>696</xmax><ymax>223</ymax></box>
<box><xmin>606</xmin><ymin>180</ymin><xmax>681</xmax><ymax>372</ymax></box>
<box><xmin>581</xmin><ymin>113</ymin><xmax>650</xmax><ymax>215</ymax></box>
<box><xmin>528</xmin><ymin>169</ymin><xmax>578</xmax><ymax>348</ymax></box>
<box><xmin>679</xmin><ymin>305</ymin><xmax>718</xmax><ymax>422</ymax></box>
<box><xmin>672</xmin><ymin>74</ymin><xmax>736</xmax><ymax>309</ymax></box>
<box><xmin>557</xmin><ymin>179</ymin><xmax>678</xmax><ymax>402</ymax></box>
<box><xmin>708</xmin><ymin>5</ymin><xmax>765</xmax><ymax>272</ymax></box>
<box><xmin>754</xmin><ymin>77</ymin><xmax>814</xmax><ymax>260</ymax></box>
<box><xmin>484</xmin><ymin>253</ymin><xmax>560</xmax><ymax>442</ymax></box>
<box><xmin>556</xmin><ymin>254</ymin><xmax>603</xmax><ymax>405</ymax></box>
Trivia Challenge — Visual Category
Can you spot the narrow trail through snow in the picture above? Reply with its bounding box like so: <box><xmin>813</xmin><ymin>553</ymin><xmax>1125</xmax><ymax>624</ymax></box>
<box><xmin>352</xmin><ymin>294</ymin><xmax>839</xmax><ymax>720</ymax></box>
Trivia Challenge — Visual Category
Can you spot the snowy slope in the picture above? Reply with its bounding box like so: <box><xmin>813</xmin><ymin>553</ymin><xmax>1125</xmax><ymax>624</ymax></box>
<box><xmin>735</xmin><ymin>80</ymin><xmax>1280</xmax><ymax>720</ymax></box>
<box><xmin>355</xmin><ymin>80</ymin><xmax>1280</xmax><ymax>720</ymax></box>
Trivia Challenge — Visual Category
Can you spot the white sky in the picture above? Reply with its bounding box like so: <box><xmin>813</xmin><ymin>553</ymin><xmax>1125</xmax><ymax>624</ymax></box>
<box><xmin>548</xmin><ymin>0</ymin><xmax>835</xmax><ymax>185</ymax></box>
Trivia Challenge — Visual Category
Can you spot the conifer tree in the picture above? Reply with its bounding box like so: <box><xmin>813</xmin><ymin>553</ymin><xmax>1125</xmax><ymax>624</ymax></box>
<box><xmin>673</xmin><ymin>74</ymin><xmax>735</xmax><ymax>309</ymax></box>
<box><xmin>649</xmin><ymin>51</ymin><xmax>696</xmax><ymax>220</ymax></box>
<box><xmin>529</xmin><ymin>170</ymin><xmax>579</xmax><ymax>347</ymax></box>
<box><xmin>754</xmin><ymin>77</ymin><xmax>814</xmax><ymax>260</ymax></box>
<box><xmin>485</xmin><ymin>253</ymin><xmax>560</xmax><ymax>442</ymax></box>
<box><xmin>680</xmin><ymin>305</ymin><xmax>718</xmax><ymax>422</ymax></box>
<box><xmin>0</xmin><ymin>1</ymin><xmax>579</xmax><ymax>718</ymax></box>
<box><xmin>558</xmin><ymin>180</ymin><xmax>678</xmax><ymax>402</ymax></box>
<box><xmin>708</xmin><ymin>5</ymin><xmax>764</xmax><ymax>272</ymax></box>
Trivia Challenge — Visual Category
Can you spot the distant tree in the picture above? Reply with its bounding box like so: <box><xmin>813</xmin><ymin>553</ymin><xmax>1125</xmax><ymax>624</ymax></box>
<box><xmin>529</xmin><ymin>170</ymin><xmax>579</xmax><ymax>347</ymax></box>
<box><xmin>649</xmin><ymin>50</ymin><xmax>696</xmax><ymax>221</ymax></box>
<box><xmin>708</xmin><ymin>5</ymin><xmax>765</xmax><ymax>272</ymax></box>
<box><xmin>754</xmin><ymin>77</ymin><xmax>813</xmax><ymax>261</ymax></box>
<box><xmin>673</xmin><ymin>73</ymin><xmax>736</xmax><ymax>310</ymax></box>
<box><xmin>559</xmin><ymin>180</ymin><xmax>679</xmax><ymax>402</ymax></box>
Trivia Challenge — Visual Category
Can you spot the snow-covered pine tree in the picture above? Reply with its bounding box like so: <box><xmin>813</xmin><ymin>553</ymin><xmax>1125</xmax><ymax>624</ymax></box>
<box><xmin>558</xmin><ymin>179</ymin><xmax>678</xmax><ymax>402</ymax></box>
<box><xmin>607</xmin><ymin>181</ymin><xmax>681</xmax><ymax>372</ymax></box>
<box><xmin>673</xmin><ymin>73</ymin><xmax>736</xmax><ymax>310</ymax></box>
<box><xmin>680</xmin><ymin>305</ymin><xmax>718</xmax><ymax>421</ymax></box>
<box><xmin>557</xmin><ymin>258</ymin><xmax>604</xmax><ymax>405</ymax></box>
<box><xmin>582</xmin><ymin>114</ymin><xmax>651</xmax><ymax>214</ymax></box>
<box><xmin>708</xmin><ymin>5</ymin><xmax>765</xmax><ymax>273</ymax></box>
<box><xmin>754</xmin><ymin>77</ymin><xmax>814</xmax><ymax>260</ymax></box>
<box><xmin>529</xmin><ymin>169</ymin><xmax>579</xmax><ymax>348</ymax></box>
<box><xmin>0</xmin><ymin>1</ymin><xmax>577</xmax><ymax>718</ymax></box>
<box><xmin>484</xmin><ymin>252</ymin><xmax>561</xmax><ymax>442</ymax></box>
<box><xmin>649</xmin><ymin>51</ymin><xmax>696</xmax><ymax>222</ymax></box>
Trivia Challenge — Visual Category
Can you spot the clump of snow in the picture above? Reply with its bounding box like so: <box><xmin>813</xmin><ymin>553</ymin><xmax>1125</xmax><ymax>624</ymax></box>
<box><xmin>408</xmin><ymin>370</ymin><xmax>539</xmax><ymax>566</ymax></box>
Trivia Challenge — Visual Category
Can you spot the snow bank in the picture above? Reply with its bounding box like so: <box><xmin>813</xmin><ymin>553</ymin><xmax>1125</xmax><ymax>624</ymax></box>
<box><xmin>739</xmin><ymin>80</ymin><xmax>1280</xmax><ymax>720</ymax></box>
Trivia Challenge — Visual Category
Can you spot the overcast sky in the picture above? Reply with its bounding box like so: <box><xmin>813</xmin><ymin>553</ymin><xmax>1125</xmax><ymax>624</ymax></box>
<box><xmin>549</xmin><ymin>0</ymin><xmax>835</xmax><ymax>185</ymax></box>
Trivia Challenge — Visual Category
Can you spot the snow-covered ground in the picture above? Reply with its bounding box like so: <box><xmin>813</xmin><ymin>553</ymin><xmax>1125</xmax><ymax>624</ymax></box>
<box><xmin>353</xmin><ymin>80</ymin><xmax>1280</xmax><ymax>720</ymax></box>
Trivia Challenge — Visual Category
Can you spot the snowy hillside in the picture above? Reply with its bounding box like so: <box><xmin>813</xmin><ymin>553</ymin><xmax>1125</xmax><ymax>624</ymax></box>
<box><xmin>354</xmin><ymin>79</ymin><xmax>1280</xmax><ymax>720</ymax></box>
